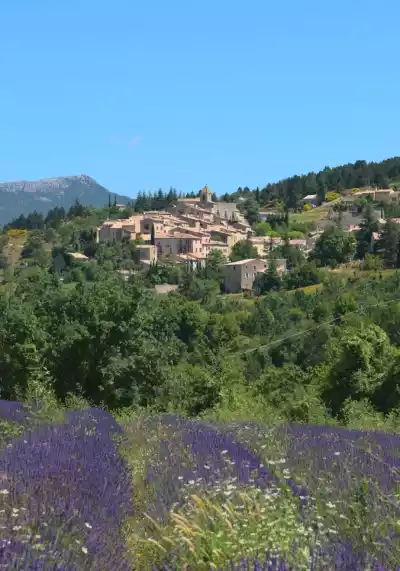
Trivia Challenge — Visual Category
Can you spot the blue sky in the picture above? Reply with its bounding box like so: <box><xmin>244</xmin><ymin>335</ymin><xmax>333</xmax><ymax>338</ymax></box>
<box><xmin>1</xmin><ymin>0</ymin><xmax>399</xmax><ymax>198</ymax></box>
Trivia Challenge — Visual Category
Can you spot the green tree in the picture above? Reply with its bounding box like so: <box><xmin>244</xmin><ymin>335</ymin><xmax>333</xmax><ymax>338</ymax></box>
<box><xmin>230</xmin><ymin>240</ymin><xmax>258</xmax><ymax>262</ymax></box>
<box><xmin>323</xmin><ymin>324</ymin><xmax>394</xmax><ymax>416</ymax></box>
<box><xmin>242</xmin><ymin>198</ymin><xmax>260</xmax><ymax>226</ymax></box>
<box><xmin>203</xmin><ymin>249</ymin><xmax>226</xmax><ymax>282</ymax></box>
<box><xmin>254</xmin><ymin>364</ymin><xmax>323</xmax><ymax>422</ymax></box>
<box><xmin>311</xmin><ymin>226</ymin><xmax>356</xmax><ymax>267</ymax></box>
<box><xmin>375</xmin><ymin>219</ymin><xmax>400</xmax><ymax>267</ymax></box>
<box><xmin>284</xmin><ymin>261</ymin><xmax>321</xmax><ymax>290</ymax></box>
<box><xmin>179</xmin><ymin>272</ymin><xmax>220</xmax><ymax>302</ymax></box>
<box><xmin>157</xmin><ymin>363</ymin><xmax>222</xmax><ymax>416</ymax></box>
<box><xmin>356</xmin><ymin>204</ymin><xmax>377</xmax><ymax>260</ymax></box>
<box><xmin>254</xmin><ymin>222</ymin><xmax>272</xmax><ymax>236</ymax></box>
<box><xmin>254</xmin><ymin>259</ymin><xmax>282</xmax><ymax>294</ymax></box>
<box><xmin>273</xmin><ymin>243</ymin><xmax>306</xmax><ymax>270</ymax></box>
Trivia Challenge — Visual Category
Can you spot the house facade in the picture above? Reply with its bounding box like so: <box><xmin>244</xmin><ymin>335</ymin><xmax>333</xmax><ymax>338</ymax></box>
<box><xmin>223</xmin><ymin>258</ymin><xmax>268</xmax><ymax>293</ymax></box>
<box><xmin>223</xmin><ymin>258</ymin><xmax>287</xmax><ymax>293</ymax></box>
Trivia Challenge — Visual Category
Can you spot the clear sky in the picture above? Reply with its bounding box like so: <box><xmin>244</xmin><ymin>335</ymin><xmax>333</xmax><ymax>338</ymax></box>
<box><xmin>1</xmin><ymin>0</ymin><xmax>399</xmax><ymax>198</ymax></box>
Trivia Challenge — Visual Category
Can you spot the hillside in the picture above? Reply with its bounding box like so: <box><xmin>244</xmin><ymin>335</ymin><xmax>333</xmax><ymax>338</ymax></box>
<box><xmin>1</xmin><ymin>183</ymin><xmax>400</xmax><ymax>567</ymax></box>
<box><xmin>0</xmin><ymin>174</ymin><xmax>131</xmax><ymax>226</ymax></box>
<box><xmin>229</xmin><ymin>156</ymin><xmax>400</xmax><ymax>206</ymax></box>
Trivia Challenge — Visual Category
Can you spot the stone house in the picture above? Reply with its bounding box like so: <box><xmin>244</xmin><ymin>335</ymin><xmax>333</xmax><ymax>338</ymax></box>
<box><xmin>136</xmin><ymin>244</ymin><xmax>157</xmax><ymax>266</ymax></box>
<box><xmin>302</xmin><ymin>194</ymin><xmax>318</xmax><ymax>206</ymax></box>
<box><xmin>155</xmin><ymin>233</ymin><xmax>203</xmax><ymax>257</ymax></box>
<box><xmin>223</xmin><ymin>258</ymin><xmax>268</xmax><ymax>293</ymax></box>
<box><xmin>223</xmin><ymin>258</ymin><xmax>287</xmax><ymax>293</ymax></box>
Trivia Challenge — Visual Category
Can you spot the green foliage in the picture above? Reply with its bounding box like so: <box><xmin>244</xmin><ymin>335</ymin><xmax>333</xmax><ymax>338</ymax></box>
<box><xmin>230</xmin><ymin>240</ymin><xmax>258</xmax><ymax>262</ymax></box>
<box><xmin>131</xmin><ymin>484</ymin><xmax>312</xmax><ymax>570</ymax></box>
<box><xmin>375</xmin><ymin>219</ymin><xmax>400</xmax><ymax>267</ymax></box>
<box><xmin>254</xmin><ymin>259</ymin><xmax>282</xmax><ymax>293</ymax></box>
<box><xmin>240</xmin><ymin>198</ymin><xmax>260</xmax><ymax>226</ymax></box>
<box><xmin>253</xmin><ymin>221</ymin><xmax>271</xmax><ymax>236</ymax></box>
<box><xmin>311</xmin><ymin>226</ymin><xmax>356</xmax><ymax>267</ymax></box>
<box><xmin>363</xmin><ymin>253</ymin><xmax>383</xmax><ymax>271</ymax></box>
<box><xmin>324</xmin><ymin>323</ymin><xmax>394</xmax><ymax>416</ymax></box>
<box><xmin>0</xmin><ymin>253</ymin><xmax>8</xmax><ymax>270</ymax></box>
<box><xmin>228</xmin><ymin>156</ymin><xmax>400</xmax><ymax>209</ymax></box>
<box><xmin>4</xmin><ymin>200</ymin><xmax>400</xmax><ymax>435</ymax></box>
<box><xmin>286</xmin><ymin>230</ymin><xmax>305</xmax><ymax>239</ymax></box>
<box><xmin>254</xmin><ymin>364</ymin><xmax>326</xmax><ymax>422</ymax></box>
<box><xmin>157</xmin><ymin>363</ymin><xmax>222</xmax><ymax>416</ymax></box>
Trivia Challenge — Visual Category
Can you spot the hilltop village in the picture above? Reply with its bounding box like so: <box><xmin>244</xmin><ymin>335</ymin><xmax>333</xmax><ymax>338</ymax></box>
<box><xmin>92</xmin><ymin>184</ymin><xmax>400</xmax><ymax>293</ymax></box>
<box><xmin>95</xmin><ymin>185</ymin><xmax>313</xmax><ymax>292</ymax></box>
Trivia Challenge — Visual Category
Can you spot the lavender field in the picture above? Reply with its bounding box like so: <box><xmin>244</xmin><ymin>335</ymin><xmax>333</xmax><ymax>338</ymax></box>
<box><xmin>0</xmin><ymin>401</ymin><xmax>399</xmax><ymax>570</ymax></box>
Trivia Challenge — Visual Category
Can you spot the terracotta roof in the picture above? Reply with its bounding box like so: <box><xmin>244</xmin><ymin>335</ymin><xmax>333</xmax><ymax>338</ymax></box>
<box><xmin>288</xmin><ymin>239</ymin><xmax>307</xmax><ymax>245</ymax></box>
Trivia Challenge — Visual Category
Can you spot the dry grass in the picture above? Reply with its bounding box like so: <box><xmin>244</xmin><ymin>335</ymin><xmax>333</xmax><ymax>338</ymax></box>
<box><xmin>291</xmin><ymin>202</ymin><xmax>334</xmax><ymax>224</ymax></box>
<box><xmin>4</xmin><ymin>232</ymin><xmax>27</xmax><ymax>268</ymax></box>
<box><xmin>286</xmin><ymin>283</ymin><xmax>324</xmax><ymax>295</ymax></box>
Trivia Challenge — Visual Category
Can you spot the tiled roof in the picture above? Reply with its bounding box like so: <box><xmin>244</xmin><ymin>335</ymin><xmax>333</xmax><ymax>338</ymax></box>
<box><xmin>289</xmin><ymin>239</ymin><xmax>307</xmax><ymax>245</ymax></box>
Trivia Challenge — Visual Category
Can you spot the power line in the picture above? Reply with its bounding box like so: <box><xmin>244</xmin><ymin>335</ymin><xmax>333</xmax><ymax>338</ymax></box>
<box><xmin>241</xmin><ymin>295</ymin><xmax>400</xmax><ymax>356</ymax></box>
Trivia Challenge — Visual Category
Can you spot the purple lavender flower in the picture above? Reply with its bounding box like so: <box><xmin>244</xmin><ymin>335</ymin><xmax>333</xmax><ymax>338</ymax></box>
<box><xmin>0</xmin><ymin>408</ymin><xmax>133</xmax><ymax>570</ymax></box>
<box><xmin>143</xmin><ymin>415</ymin><xmax>280</xmax><ymax>520</ymax></box>
<box><xmin>0</xmin><ymin>400</ymin><xmax>27</xmax><ymax>424</ymax></box>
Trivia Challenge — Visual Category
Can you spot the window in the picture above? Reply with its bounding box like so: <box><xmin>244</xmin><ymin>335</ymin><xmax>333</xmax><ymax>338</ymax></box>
<box><xmin>244</xmin><ymin>272</ymin><xmax>249</xmax><ymax>279</ymax></box>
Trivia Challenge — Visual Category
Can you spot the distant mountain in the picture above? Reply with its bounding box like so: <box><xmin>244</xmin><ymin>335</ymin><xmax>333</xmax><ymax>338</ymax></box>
<box><xmin>0</xmin><ymin>174</ymin><xmax>131</xmax><ymax>226</ymax></box>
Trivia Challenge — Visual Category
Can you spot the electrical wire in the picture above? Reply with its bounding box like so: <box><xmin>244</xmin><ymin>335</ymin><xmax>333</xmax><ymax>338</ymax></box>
<box><xmin>241</xmin><ymin>295</ymin><xmax>400</xmax><ymax>355</ymax></box>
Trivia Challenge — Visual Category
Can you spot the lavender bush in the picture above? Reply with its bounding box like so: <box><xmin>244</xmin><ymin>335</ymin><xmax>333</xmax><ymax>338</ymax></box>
<box><xmin>123</xmin><ymin>415</ymin><xmax>399</xmax><ymax>570</ymax></box>
<box><xmin>0</xmin><ymin>406</ymin><xmax>133</xmax><ymax>570</ymax></box>
<box><xmin>0</xmin><ymin>402</ymin><xmax>399</xmax><ymax>569</ymax></box>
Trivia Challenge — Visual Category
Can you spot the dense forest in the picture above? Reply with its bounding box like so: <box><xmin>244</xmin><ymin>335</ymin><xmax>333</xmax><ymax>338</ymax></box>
<box><xmin>224</xmin><ymin>156</ymin><xmax>400</xmax><ymax>208</ymax></box>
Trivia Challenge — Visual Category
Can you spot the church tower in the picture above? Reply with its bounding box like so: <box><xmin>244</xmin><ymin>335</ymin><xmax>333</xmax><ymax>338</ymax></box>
<box><xmin>200</xmin><ymin>185</ymin><xmax>213</xmax><ymax>204</ymax></box>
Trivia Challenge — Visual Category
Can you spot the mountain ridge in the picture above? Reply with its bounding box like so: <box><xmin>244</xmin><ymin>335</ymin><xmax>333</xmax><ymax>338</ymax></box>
<box><xmin>0</xmin><ymin>174</ymin><xmax>131</xmax><ymax>225</ymax></box>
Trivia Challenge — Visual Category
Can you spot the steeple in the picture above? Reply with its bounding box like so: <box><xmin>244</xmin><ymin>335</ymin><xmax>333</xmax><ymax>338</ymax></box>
<box><xmin>200</xmin><ymin>185</ymin><xmax>213</xmax><ymax>203</ymax></box>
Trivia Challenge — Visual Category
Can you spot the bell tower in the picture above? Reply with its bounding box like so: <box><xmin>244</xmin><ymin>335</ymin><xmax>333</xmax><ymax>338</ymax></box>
<box><xmin>200</xmin><ymin>185</ymin><xmax>213</xmax><ymax>204</ymax></box>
